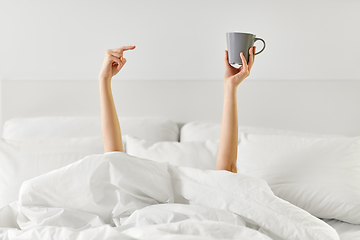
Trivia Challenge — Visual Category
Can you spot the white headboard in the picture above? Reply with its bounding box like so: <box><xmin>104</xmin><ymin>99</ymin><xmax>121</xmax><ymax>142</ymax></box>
<box><xmin>1</xmin><ymin>79</ymin><xmax>360</xmax><ymax>136</ymax></box>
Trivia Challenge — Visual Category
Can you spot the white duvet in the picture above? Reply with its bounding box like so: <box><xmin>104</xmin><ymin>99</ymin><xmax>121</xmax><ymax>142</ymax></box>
<box><xmin>0</xmin><ymin>152</ymin><xmax>339</xmax><ymax>240</ymax></box>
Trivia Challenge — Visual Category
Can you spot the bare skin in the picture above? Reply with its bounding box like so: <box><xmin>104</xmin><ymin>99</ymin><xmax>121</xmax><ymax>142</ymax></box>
<box><xmin>216</xmin><ymin>47</ymin><xmax>255</xmax><ymax>173</ymax></box>
<box><xmin>98</xmin><ymin>45</ymin><xmax>255</xmax><ymax>173</ymax></box>
<box><xmin>99</xmin><ymin>46</ymin><xmax>135</xmax><ymax>153</ymax></box>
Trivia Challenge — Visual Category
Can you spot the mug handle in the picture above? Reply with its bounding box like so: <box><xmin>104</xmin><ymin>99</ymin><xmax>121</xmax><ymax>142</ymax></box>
<box><xmin>254</xmin><ymin>38</ymin><xmax>266</xmax><ymax>55</ymax></box>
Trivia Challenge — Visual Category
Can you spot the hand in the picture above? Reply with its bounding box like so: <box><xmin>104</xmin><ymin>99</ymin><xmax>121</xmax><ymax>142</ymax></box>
<box><xmin>99</xmin><ymin>46</ymin><xmax>136</xmax><ymax>81</ymax></box>
<box><xmin>224</xmin><ymin>46</ymin><xmax>255</xmax><ymax>88</ymax></box>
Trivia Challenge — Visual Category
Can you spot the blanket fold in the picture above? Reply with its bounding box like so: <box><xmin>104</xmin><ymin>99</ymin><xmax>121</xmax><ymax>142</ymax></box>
<box><xmin>0</xmin><ymin>152</ymin><xmax>339</xmax><ymax>240</ymax></box>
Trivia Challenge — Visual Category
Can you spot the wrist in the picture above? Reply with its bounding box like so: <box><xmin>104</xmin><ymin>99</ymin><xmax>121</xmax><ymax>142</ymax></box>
<box><xmin>223</xmin><ymin>80</ymin><xmax>237</xmax><ymax>95</ymax></box>
<box><xmin>99</xmin><ymin>76</ymin><xmax>111</xmax><ymax>84</ymax></box>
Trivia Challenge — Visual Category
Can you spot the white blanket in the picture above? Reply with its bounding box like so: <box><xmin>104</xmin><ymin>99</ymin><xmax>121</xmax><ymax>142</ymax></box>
<box><xmin>0</xmin><ymin>152</ymin><xmax>339</xmax><ymax>240</ymax></box>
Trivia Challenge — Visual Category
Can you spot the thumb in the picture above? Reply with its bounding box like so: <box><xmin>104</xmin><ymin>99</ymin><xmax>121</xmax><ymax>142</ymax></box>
<box><xmin>119</xmin><ymin>57</ymin><xmax>127</xmax><ymax>68</ymax></box>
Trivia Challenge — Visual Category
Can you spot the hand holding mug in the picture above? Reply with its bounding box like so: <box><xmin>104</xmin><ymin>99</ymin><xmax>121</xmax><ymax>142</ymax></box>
<box><xmin>224</xmin><ymin>46</ymin><xmax>256</xmax><ymax>87</ymax></box>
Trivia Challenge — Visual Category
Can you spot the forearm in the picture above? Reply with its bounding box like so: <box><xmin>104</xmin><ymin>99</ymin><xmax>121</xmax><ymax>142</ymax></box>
<box><xmin>216</xmin><ymin>47</ymin><xmax>254</xmax><ymax>172</ymax></box>
<box><xmin>99</xmin><ymin>77</ymin><xmax>124</xmax><ymax>152</ymax></box>
<box><xmin>216</xmin><ymin>83</ymin><xmax>238</xmax><ymax>172</ymax></box>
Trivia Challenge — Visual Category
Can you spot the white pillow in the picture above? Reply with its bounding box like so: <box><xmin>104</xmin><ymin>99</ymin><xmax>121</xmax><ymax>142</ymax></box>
<box><xmin>180</xmin><ymin>122</ymin><xmax>222</xmax><ymax>142</ymax></box>
<box><xmin>2</xmin><ymin>116</ymin><xmax>179</xmax><ymax>142</ymax></box>
<box><xmin>125</xmin><ymin>135</ymin><xmax>219</xmax><ymax>170</ymax></box>
<box><xmin>2</xmin><ymin>117</ymin><xmax>101</xmax><ymax>139</ymax></box>
<box><xmin>0</xmin><ymin>137</ymin><xmax>104</xmax><ymax>208</ymax></box>
<box><xmin>236</xmin><ymin>132</ymin><xmax>360</xmax><ymax>224</ymax></box>
<box><xmin>180</xmin><ymin>121</ymin><xmax>344</xmax><ymax>142</ymax></box>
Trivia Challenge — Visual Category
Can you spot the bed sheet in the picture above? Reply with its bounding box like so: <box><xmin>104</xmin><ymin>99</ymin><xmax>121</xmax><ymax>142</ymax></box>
<box><xmin>323</xmin><ymin>219</ymin><xmax>360</xmax><ymax>240</ymax></box>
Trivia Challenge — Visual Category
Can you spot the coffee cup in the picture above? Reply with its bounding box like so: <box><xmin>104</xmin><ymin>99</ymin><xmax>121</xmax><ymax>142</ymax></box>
<box><xmin>226</xmin><ymin>32</ymin><xmax>266</xmax><ymax>65</ymax></box>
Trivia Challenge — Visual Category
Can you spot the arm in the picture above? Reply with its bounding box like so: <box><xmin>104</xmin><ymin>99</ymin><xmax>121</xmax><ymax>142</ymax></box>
<box><xmin>216</xmin><ymin>47</ymin><xmax>255</xmax><ymax>173</ymax></box>
<box><xmin>99</xmin><ymin>46</ymin><xmax>136</xmax><ymax>152</ymax></box>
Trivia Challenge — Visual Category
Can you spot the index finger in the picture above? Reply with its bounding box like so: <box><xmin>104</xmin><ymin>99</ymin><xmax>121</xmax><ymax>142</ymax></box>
<box><xmin>113</xmin><ymin>45</ymin><xmax>136</xmax><ymax>53</ymax></box>
<box><xmin>224</xmin><ymin>50</ymin><xmax>232</xmax><ymax>67</ymax></box>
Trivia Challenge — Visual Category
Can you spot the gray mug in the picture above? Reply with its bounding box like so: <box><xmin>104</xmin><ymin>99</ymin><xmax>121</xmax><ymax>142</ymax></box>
<box><xmin>226</xmin><ymin>32</ymin><xmax>266</xmax><ymax>65</ymax></box>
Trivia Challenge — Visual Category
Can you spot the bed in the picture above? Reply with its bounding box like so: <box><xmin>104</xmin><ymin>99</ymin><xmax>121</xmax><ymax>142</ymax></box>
<box><xmin>0</xmin><ymin>79</ymin><xmax>360</xmax><ymax>240</ymax></box>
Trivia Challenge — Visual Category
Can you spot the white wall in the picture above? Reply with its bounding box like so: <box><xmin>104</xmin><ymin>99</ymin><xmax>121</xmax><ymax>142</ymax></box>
<box><xmin>1</xmin><ymin>0</ymin><xmax>359</xmax><ymax>81</ymax></box>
